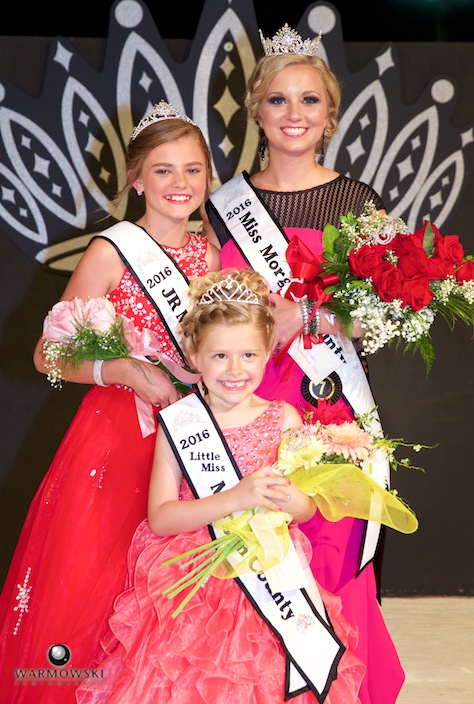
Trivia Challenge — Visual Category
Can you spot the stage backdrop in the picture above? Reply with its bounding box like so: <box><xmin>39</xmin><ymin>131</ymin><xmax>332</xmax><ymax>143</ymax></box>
<box><xmin>0</xmin><ymin>0</ymin><xmax>473</xmax><ymax>596</ymax></box>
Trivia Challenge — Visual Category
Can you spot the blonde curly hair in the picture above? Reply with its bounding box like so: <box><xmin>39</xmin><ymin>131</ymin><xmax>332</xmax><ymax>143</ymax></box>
<box><xmin>181</xmin><ymin>269</ymin><xmax>275</xmax><ymax>358</ymax></box>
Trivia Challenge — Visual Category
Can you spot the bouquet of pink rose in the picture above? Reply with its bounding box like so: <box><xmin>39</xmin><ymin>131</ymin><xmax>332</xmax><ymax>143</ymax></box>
<box><xmin>161</xmin><ymin>399</ymin><xmax>427</xmax><ymax>618</ymax></box>
<box><xmin>318</xmin><ymin>202</ymin><xmax>474</xmax><ymax>371</ymax></box>
<box><xmin>42</xmin><ymin>295</ymin><xmax>196</xmax><ymax>394</ymax></box>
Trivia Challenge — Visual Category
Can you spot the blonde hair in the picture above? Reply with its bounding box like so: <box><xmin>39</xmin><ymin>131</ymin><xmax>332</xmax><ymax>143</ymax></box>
<box><xmin>113</xmin><ymin>118</ymin><xmax>213</xmax><ymax>220</ymax></box>
<box><xmin>244</xmin><ymin>54</ymin><xmax>341</xmax><ymax>156</ymax></box>
<box><xmin>181</xmin><ymin>269</ymin><xmax>275</xmax><ymax>358</ymax></box>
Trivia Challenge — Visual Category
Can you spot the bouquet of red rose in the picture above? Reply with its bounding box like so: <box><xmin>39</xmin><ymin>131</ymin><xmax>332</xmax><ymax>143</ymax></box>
<box><xmin>319</xmin><ymin>202</ymin><xmax>474</xmax><ymax>371</ymax></box>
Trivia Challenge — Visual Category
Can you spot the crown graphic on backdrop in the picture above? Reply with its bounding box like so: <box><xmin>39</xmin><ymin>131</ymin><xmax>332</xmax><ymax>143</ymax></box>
<box><xmin>0</xmin><ymin>0</ymin><xmax>472</xmax><ymax>272</ymax></box>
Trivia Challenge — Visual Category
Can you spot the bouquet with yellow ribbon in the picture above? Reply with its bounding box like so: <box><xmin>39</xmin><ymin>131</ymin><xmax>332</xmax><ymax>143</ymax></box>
<box><xmin>162</xmin><ymin>408</ymin><xmax>428</xmax><ymax>617</ymax></box>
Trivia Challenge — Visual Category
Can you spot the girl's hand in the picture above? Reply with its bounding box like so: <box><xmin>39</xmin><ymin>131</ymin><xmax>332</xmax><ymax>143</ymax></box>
<box><xmin>228</xmin><ymin>465</ymin><xmax>292</xmax><ymax>513</ymax></box>
<box><xmin>103</xmin><ymin>358</ymin><xmax>180</xmax><ymax>407</ymax></box>
<box><xmin>268</xmin><ymin>293</ymin><xmax>363</xmax><ymax>351</ymax></box>
<box><xmin>269</xmin><ymin>478</ymin><xmax>317</xmax><ymax>523</ymax></box>
<box><xmin>268</xmin><ymin>294</ymin><xmax>303</xmax><ymax>351</ymax></box>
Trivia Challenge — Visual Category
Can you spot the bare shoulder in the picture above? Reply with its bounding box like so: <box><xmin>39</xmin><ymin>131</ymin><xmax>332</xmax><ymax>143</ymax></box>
<box><xmin>281</xmin><ymin>402</ymin><xmax>303</xmax><ymax>431</ymax></box>
<box><xmin>62</xmin><ymin>235</ymin><xmax>124</xmax><ymax>299</ymax></box>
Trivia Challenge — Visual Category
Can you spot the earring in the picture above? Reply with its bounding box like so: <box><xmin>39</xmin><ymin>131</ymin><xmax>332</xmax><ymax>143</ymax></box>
<box><xmin>319</xmin><ymin>132</ymin><xmax>326</xmax><ymax>166</ymax></box>
<box><xmin>136</xmin><ymin>189</ymin><xmax>143</xmax><ymax>196</ymax></box>
<box><xmin>259</xmin><ymin>130</ymin><xmax>267</xmax><ymax>161</ymax></box>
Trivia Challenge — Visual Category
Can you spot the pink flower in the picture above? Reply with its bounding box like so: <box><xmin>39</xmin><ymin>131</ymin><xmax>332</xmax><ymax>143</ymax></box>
<box><xmin>82</xmin><ymin>297</ymin><xmax>116</xmax><ymax>333</ymax></box>
<box><xmin>320</xmin><ymin>421</ymin><xmax>373</xmax><ymax>462</ymax></box>
<box><xmin>43</xmin><ymin>299</ymin><xmax>83</xmax><ymax>341</ymax></box>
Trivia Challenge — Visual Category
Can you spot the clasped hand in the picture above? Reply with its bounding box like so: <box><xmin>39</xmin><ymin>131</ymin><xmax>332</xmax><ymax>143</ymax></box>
<box><xmin>229</xmin><ymin>465</ymin><xmax>294</xmax><ymax>513</ymax></box>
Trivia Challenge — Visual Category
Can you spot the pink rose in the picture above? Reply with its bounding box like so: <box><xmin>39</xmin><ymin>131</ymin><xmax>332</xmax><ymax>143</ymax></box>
<box><xmin>82</xmin><ymin>297</ymin><xmax>116</xmax><ymax>333</ymax></box>
<box><xmin>43</xmin><ymin>299</ymin><xmax>83</xmax><ymax>341</ymax></box>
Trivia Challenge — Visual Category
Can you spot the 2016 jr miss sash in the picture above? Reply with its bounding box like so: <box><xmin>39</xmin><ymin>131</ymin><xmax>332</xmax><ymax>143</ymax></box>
<box><xmin>158</xmin><ymin>393</ymin><xmax>345</xmax><ymax>703</ymax></box>
<box><xmin>209</xmin><ymin>173</ymin><xmax>389</xmax><ymax>573</ymax></box>
<box><xmin>95</xmin><ymin>221</ymin><xmax>191</xmax><ymax>354</ymax></box>
<box><xmin>93</xmin><ymin>222</ymin><xmax>199</xmax><ymax>437</ymax></box>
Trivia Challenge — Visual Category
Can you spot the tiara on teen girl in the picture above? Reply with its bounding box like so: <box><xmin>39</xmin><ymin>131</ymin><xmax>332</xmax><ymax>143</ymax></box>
<box><xmin>198</xmin><ymin>275</ymin><xmax>260</xmax><ymax>306</ymax></box>
<box><xmin>130</xmin><ymin>100</ymin><xmax>197</xmax><ymax>141</ymax></box>
<box><xmin>259</xmin><ymin>24</ymin><xmax>322</xmax><ymax>57</ymax></box>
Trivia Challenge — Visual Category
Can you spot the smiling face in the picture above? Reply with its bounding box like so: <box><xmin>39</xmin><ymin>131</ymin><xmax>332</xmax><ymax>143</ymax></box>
<box><xmin>133</xmin><ymin>135</ymin><xmax>209</xmax><ymax>224</ymax></box>
<box><xmin>190</xmin><ymin>322</ymin><xmax>271</xmax><ymax>413</ymax></box>
<box><xmin>258</xmin><ymin>63</ymin><xmax>329</xmax><ymax>157</ymax></box>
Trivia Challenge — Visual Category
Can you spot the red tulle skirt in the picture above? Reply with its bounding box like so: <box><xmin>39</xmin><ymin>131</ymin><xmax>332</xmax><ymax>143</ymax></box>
<box><xmin>0</xmin><ymin>385</ymin><xmax>157</xmax><ymax>704</ymax></box>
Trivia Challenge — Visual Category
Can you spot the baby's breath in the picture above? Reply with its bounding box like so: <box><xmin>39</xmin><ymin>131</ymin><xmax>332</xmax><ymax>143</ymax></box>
<box><xmin>322</xmin><ymin>202</ymin><xmax>474</xmax><ymax>372</ymax></box>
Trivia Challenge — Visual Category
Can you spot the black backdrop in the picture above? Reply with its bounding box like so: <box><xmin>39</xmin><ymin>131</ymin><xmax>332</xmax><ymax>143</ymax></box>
<box><xmin>0</xmin><ymin>24</ymin><xmax>473</xmax><ymax>596</ymax></box>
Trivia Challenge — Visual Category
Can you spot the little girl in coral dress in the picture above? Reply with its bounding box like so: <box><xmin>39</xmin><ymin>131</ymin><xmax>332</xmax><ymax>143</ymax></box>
<box><xmin>76</xmin><ymin>269</ymin><xmax>366</xmax><ymax>704</ymax></box>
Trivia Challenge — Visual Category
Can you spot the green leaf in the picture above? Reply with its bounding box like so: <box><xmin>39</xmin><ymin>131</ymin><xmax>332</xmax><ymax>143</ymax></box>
<box><xmin>322</xmin><ymin>224</ymin><xmax>341</xmax><ymax>255</ymax></box>
<box><xmin>422</xmin><ymin>221</ymin><xmax>435</xmax><ymax>256</ymax></box>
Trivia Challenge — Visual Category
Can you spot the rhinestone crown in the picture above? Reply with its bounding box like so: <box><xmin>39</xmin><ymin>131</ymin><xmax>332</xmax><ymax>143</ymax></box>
<box><xmin>199</xmin><ymin>275</ymin><xmax>261</xmax><ymax>306</ymax></box>
<box><xmin>259</xmin><ymin>24</ymin><xmax>322</xmax><ymax>57</ymax></box>
<box><xmin>130</xmin><ymin>100</ymin><xmax>197</xmax><ymax>141</ymax></box>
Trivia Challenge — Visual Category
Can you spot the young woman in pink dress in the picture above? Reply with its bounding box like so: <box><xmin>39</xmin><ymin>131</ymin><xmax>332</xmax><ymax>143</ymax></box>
<box><xmin>76</xmin><ymin>268</ymin><xmax>366</xmax><ymax>704</ymax></box>
<box><xmin>204</xmin><ymin>25</ymin><xmax>403</xmax><ymax>704</ymax></box>
<box><xmin>0</xmin><ymin>102</ymin><xmax>220</xmax><ymax>704</ymax></box>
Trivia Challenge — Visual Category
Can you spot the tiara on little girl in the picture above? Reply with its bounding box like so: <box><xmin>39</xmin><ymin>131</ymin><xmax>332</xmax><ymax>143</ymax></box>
<box><xmin>199</xmin><ymin>275</ymin><xmax>260</xmax><ymax>306</ymax></box>
<box><xmin>259</xmin><ymin>24</ymin><xmax>322</xmax><ymax>57</ymax></box>
<box><xmin>130</xmin><ymin>100</ymin><xmax>197</xmax><ymax>141</ymax></box>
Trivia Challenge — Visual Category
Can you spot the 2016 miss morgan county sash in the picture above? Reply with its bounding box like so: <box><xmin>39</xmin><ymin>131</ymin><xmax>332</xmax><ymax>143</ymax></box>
<box><xmin>158</xmin><ymin>393</ymin><xmax>345</xmax><ymax>702</ymax></box>
<box><xmin>209</xmin><ymin>172</ymin><xmax>389</xmax><ymax>572</ymax></box>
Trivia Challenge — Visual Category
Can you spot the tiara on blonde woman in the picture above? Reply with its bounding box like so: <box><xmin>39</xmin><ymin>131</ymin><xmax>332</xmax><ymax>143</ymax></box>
<box><xmin>130</xmin><ymin>100</ymin><xmax>197</xmax><ymax>141</ymax></box>
<box><xmin>259</xmin><ymin>24</ymin><xmax>322</xmax><ymax>57</ymax></box>
<box><xmin>199</xmin><ymin>275</ymin><xmax>260</xmax><ymax>306</ymax></box>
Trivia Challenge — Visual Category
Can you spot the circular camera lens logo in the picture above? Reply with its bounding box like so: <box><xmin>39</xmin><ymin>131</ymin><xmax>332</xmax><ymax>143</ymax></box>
<box><xmin>47</xmin><ymin>644</ymin><xmax>71</xmax><ymax>666</ymax></box>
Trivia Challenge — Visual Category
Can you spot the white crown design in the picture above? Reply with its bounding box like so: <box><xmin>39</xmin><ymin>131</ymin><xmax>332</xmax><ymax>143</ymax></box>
<box><xmin>130</xmin><ymin>100</ymin><xmax>198</xmax><ymax>141</ymax></box>
<box><xmin>0</xmin><ymin>0</ymin><xmax>471</xmax><ymax>273</ymax></box>
<box><xmin>259</xmin><ymin>24</ymin><xmax>322</xmax><ymax>57</ymax></box>
<box><xmin>199</xmin><ymin>275</ymin><xmax>261</xmax><ymax>306</ymax></box>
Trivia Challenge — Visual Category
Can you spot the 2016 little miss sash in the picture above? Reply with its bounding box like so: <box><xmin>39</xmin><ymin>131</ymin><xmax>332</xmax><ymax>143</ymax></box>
<box><xmin>158</xmin><ymin>393</ymin><xmax>345</xmax><ymax>703</ymax></box>
<box><xmin>208</xmin><ymin>173</ymin><xmax>389</xmax><ymax>572</ymax></box>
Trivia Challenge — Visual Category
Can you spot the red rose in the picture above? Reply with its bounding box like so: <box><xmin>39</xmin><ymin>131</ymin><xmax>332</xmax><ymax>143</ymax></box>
<box><xmin>425</xmin><ymin>255</ymin><xmax>455</xmax><ymax>280</ymax></box>
<box><xmin>402</xmin><ymin>275</ymin><xmax>434</xmax><ymax>311</ymax></box>
<box><xmin>455</xmin><ymin>259</ymin><xmax>474</xmax><ymax>283</ymax></box>
<box><xmin>349</xmin><ymin>244</ymin><xmax>385</xmax><ymax>278</ymax></box>
<box><xmin>391</xmin><ymin>234</ymin><xmax>431</xmax><ymax>277</ymax></box>
<box><xmin>434</xmin><ymin>234</ymin><xmax>465</xmax><ymax>266</ymax></box>
<box><xmin>371</xmin><ymin>261</ymin><xmax>405</xmax><ymax>302</ymax></box>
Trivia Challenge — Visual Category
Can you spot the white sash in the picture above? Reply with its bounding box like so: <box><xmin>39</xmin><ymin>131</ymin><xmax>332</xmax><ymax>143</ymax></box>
<box><xmin>95</xmin><ymin>221</ymin><xmax>191</xmax><ymax>359</ymax></box>
<box><xmin>158</xmin><ymin>393</ymin><xmax>345</xmax><ymax>702</ymax></box>
<box><xmin>209</xmin><ymin>174</ymin><xmax>389</xmax><ymax>572</ymax></box>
